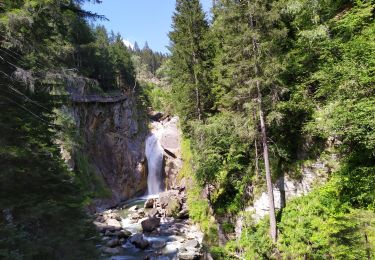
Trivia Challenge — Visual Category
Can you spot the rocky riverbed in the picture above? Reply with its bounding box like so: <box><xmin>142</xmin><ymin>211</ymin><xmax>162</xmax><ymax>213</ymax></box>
<box><xmin>94</xmin><ymin>186</ymin><xmax>204</xmax><ymax>259</ymax></box>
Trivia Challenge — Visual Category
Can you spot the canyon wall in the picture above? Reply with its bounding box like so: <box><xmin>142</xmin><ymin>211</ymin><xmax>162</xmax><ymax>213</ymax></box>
<box><xmin>71</xmin><ymin>95</ymin><xmax>148</xmax><ymax>210</ymax></box>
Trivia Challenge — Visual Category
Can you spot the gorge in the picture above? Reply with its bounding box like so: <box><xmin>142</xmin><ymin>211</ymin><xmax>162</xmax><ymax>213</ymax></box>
<box><xmin>1</xmin><ymin>0</ymin><xmax>373</xmax><ymax>259</ymax></box>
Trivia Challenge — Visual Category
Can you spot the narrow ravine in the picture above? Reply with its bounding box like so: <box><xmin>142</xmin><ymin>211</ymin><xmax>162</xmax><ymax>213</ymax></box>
<box><xmin>94</xmin><ymin>115</ymin><xmax>204</xmax><ymax>260</ymax></box>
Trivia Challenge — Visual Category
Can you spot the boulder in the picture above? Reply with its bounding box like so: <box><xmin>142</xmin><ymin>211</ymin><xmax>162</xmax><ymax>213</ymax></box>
<box><xmin>178</xmin><ymin>251</ymin><xmax>201</xmax><ymax>260</ymax></box>
<box><xmin>182</xmin><ymin>239</ymin><xmax>200</xmax><ymax>249</ymax></box>
<box><xmin>106</xmin><ymin>238</ymin><xmax>120</xmax><ymax>248</ymax></box>
<box><xmin>130</xmin><ymin>212</ymin><xmax>141</xmax><ymax>220</ymax></box>
<box><xmin>151</xmin><ymin>240</ymin><xmax>166</xmax><ymax>250</ymax></box>
<box><xmin>116</xmin><ymin>229</ymin><xmax>131</xmax><ymax>239</ymax></box>
<box><xmin>128</xmin><ymin>205</ymin><xmax>139</xmax><ymax>211</ymax></box>
<box><xmin>144</xmin><ymin>198</ymin><xmax>155</xmax><ymax>208</ymax></box>
<box><xmin>165</xmin><ymin>198</ymin><xmax>181</xmax><ymax>217</ymax></box>
<box><xmin>130</xmin><ymin>234</ymin><xmax>149</xmax><ymax>249</ymax></box>
<box><xmin>102</xmin><ymin>246</ymin><xmax>123</xmax><ymax>255</ymax></box>
<box><xmin>148</xmin><ymin>208</ymin><xmax>160</xmax><ymax>218</ymax></box>
<box><xmin>105</xmin><ymin>218</ymin><xmax>122</xmax><ymax>229</ymax></box>
<box><xmin>93</xmin><ymin>221</ymin><xmax>108</xmax><ymax>233</ymax></box>
<box><xmin>141</xmin><ymin>217</ymin><xmax>161</xmax><ymax>232</ymax></box>
<box><xmin>159</xmin><ymin>190</ymin><xmax>179</xmax><ymax>208</ymax></box>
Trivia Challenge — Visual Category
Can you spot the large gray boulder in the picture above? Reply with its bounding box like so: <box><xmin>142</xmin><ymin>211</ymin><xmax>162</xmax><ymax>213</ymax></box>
<box><xmin>159</xmin><ymin>190</ymin><xmax>179</xmax><ymax>208</ymax></box>
<box><xmin>141</xmin><ymin>217</ymin><xmax>161</xmax><ymax>232</ymax></box>
<box><xmin>130</xmin><ymin>234</ymin><xmax>149</xmax><ymax>249</ymax></box>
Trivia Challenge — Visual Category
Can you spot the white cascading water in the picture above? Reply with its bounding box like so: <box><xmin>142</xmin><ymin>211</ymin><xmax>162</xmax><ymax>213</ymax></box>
<box><xmin>145</xmin><ymin>133</ymin><xmax>164</xmax><ymax>195</ymax></box>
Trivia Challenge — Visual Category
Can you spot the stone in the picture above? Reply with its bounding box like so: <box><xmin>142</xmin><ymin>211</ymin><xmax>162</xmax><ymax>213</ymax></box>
<box><xmin>144</xmin><ymin>198</ymin><xmax>155</xmax><ymax>208</ymax></box>
<box><xmin>102</xmin><ymin>246</ymin><xmax>123</xmax><ymax>255</ymax></box>
<box><xmin>106</xmin><ymin>238</ymin><xmax>120</xmax><ymax>248</ymax></box>
<box><xmin>130</xmin><ymin>234</ymin><xmax>149</xmax><ymax>249</ymax></box>
<box><xmin>141</xmin><ymin>217</ymin><xmax>161</xmax><ymax>232</ymax></box>
<box><xmin>116</xmin><ymin>229</ymin><xmax>131</xmax><ymax>239</ymax></box>
<box><xmin>137</xmin><ymin>208</ymin><xmax>146</xmax><ymax>217</ymax></box>
<box><xmin>178</xmin><ymin>251</ymin><xmax>201</xmax><ymax>260</ymax></box>
<box><xmin>148</xmin><ymin>208</ymin><xmax>160</xmax><ymax>218</ymax></box>
<box><xmin>130</xmin><ymin>212</ymin><xmax>141</xmax><ymax>220</ymax></box>
<box><xmin>128</xmin><ymin>205</ymin><xmax>139</xmax><ymax>211</ymax></box>
<box><xmin>165</xmin><ymin>198</ymin><xmax>181</xmax><ymax>217</ymax></box>
<box><xmin>151</xmin><ymin>240</ymin><xmax>166</xmax><ymax>250</ymax></box>
<box><xmin>159</xmin><ymin>190</ymin><xmax>179</xmax><ymax>208</ymax></box>
<box><xmin>93</xmin><ymin>221</ymin><xmax>108</xmax><ymax>233</ymax></box>
<box><xmin>183</xmin><ymin>239</ymin><xmax>200</xmax><ymax>249</ymax></box>
<box><xmin>105</xmin><ymin>218</ymin><xmax>122</xmax><ymax>229</ymax></box>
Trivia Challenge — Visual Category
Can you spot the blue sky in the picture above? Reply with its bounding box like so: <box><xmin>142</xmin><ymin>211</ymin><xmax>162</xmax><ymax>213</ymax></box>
<box><xmin>83</xmin><ymin>0</ymin><xmax>212</xmax><ymax>53</ymax></box>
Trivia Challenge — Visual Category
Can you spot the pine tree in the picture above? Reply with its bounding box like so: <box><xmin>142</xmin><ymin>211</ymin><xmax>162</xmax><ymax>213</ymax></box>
<box><xmin>168</xmin><ymin>0</ymin><xmax>213</xmax><ymax>124</ymax></box>
<box><xmin>213</xmin><ymin>0</ymin><xmax>287</xmax><ymax>242</ymax></box>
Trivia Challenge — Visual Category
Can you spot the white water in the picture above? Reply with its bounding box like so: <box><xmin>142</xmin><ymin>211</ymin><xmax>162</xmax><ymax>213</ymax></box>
<box><xmin>145</xmin><ymin>133</ymin><xmax>164</xmax><ymax>195</ymax></box>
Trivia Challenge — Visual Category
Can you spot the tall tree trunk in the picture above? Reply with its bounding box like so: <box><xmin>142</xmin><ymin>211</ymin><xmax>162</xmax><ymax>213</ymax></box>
<box><xmin>253</xmin><ymin>109</ymin><xmax>259</xmax><ymax>178</ymax></box>
<box><xmin>257</xmin><ymin>82</ymin><xmax>277</xmax><ymax>242</ymax></box>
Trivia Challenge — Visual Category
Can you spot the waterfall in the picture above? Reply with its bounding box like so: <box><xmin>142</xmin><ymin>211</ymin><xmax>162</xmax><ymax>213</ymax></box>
<box><xmin>145</xmin><ymin>133</ymin><xmax>164</xmax><ymax>195</ymax></box>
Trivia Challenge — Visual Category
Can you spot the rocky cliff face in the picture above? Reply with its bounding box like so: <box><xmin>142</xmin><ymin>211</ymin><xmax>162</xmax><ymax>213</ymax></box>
<box><xmin>235</xmin><ymin>153</ymin><xmax>338</xmax><ymax>238</ymax></box>
<box><xmin>71</xmin><ymin>95</ymin><xmax>148</xmax><ymax>210</ymax></box>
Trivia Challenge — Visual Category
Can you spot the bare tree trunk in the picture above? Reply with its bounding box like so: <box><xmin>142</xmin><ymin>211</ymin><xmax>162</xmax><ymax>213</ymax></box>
<box><xmin>257</xmin><ymin>82</ymin><xmax>277</xmax><ymax>242</ymax></box>
<box><xmin>253</xmin><ymin>109</ymin><xmax>259</xmax><ymax>178</ymax></box>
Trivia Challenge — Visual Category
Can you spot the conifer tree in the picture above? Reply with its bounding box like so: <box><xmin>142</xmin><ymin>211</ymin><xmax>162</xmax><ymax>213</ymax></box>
<box><xmin>213</xmin><ymin>0</ymin><xmax>287</xmax><ymax>242</ymax></box>
<box><xmin>168</xmin><ymin>0</ymin><xmax>213</xmax><ymax>124</ymax></box>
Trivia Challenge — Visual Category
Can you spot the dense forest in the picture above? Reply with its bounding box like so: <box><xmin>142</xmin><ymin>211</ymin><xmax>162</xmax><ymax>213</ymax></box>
<box><xmin>0</xmin><ymin>0</ymin><xmax>374</xmax><ymax>259</ymax></box>
<box><xmin>155</xmin><ymin>0</ymin><xmax>375</xmax><ymax>258</ymax></box>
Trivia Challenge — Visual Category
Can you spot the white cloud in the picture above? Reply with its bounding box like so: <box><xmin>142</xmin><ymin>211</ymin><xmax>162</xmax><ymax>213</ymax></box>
<box><xmin>123</xmin><ymin>39</ymin><xmax>134</xmax><ymax>49</ymax></box>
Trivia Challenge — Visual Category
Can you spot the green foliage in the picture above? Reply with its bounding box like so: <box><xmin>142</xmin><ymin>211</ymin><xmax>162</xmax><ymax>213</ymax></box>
<box><xmin>226</xmin><ymin>213</ymin><xmax>273</xmax><ymax>259</ymax></box>
<box><xmin>162</xmin><ymin>0</ymin><xmax>375</xmax><ymax>257</ymax></box>
<box><xmin>181</xmin><ymin>138</ymin><xmax>219</xmax><ymax>246</ymax></box>
<box><xmin>168</xmin><ymin>0</ymin><xmax>214</xmax><ymax>124</ymax></box>
<box><xmin>0</xmin><ymin>0</ymin><xmax>140</xmax><ymax>258</ymax></box>
<box><xmin>278</xmin><ymin>178</ymin><xmax>375</xmax><ymax>259</ymax></box>
<box><xmin>190</xmin><ymin>112</ymin><xmax>254</xmax><ymax>215</ymax></box>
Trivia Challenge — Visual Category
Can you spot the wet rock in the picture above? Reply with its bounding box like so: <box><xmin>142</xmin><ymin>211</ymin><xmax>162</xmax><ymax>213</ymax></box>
<box><xmin>104</xmin><ymin>230</ymin><xmax>114</xmax><ymax>236</ymax></box>
<box><xmin>130</xmin><ymin>234</ymin><xmax>149</xmax><ymax>249</ymax></box>
<box><xmin>106</xmin><ymin>238</ymin><xmax>120</xmax><ymax>248</ymax></box>
<box><xmin>141</xmin><ymin>217</ymin><xmax>161</xmax><ymax>232</ymax></box>
<box><xmin>116</xmin><ymin>229</ymin><xmax>131</xmax><ymax>239</ymax></box>
<box><xmin>101</xmin><ymin>236</ymin><xmax>111</xmax><ymax>243</ymax></box>
<box><xmin>151</xmin><ymin>240</ymin><xmax>166</xmax><ymax>250</ymax></box>
<box><xmin>102</xmin><ymin>246</ymin><xmax>123</xmax><ymax>255</ymax></box>
<box><xmin>144</xmin><ymin>198</ymin><xmax>155</xmax><ymax>208</ymax></box>
<box><xmin>128</xmin><ymin>205</ymin><xmax>139</xmax><ymax>211</ymax></box>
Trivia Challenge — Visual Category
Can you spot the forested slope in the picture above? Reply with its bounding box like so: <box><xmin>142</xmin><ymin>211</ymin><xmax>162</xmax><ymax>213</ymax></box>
<box><xmin>0</xmin><ymin>0</ymin><xmax>136</xmax><ymax>258</ymax></box>
<box><xmin>152</xmin><ymin>0</ymin><xmax>375</xmax><ymax>258</ymax></box>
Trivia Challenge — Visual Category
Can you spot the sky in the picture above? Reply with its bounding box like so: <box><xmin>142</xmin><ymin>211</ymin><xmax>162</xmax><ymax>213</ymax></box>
<box><xmin>83</xmin><ymin>0</ymin><xmax>213</xmax><ymax>53</ymax></box>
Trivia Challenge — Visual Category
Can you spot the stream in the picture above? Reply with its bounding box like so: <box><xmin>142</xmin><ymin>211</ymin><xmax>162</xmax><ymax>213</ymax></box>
<box><xmin>95</xmin><ymin>116</ymin><xmax>203</xmax><ymax>259</ymax></box>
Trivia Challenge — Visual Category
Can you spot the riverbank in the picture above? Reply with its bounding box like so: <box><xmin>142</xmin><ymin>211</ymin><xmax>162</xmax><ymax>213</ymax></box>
<box><xmin>94</xmin><ymin>187</ymin><xmax>204</xmax><ymax>259</ymax></box>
